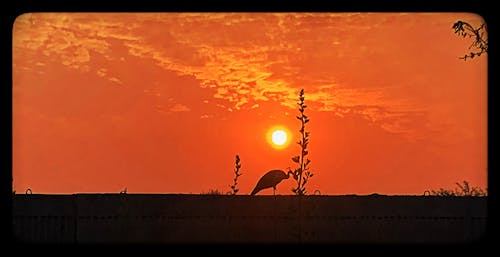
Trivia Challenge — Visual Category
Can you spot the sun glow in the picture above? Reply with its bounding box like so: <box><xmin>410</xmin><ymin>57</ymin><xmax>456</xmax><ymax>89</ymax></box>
<box><xmin>266</xmin><ymin>126</ymin><xmax>291</xmax><ymax>149</ymax></box>
<box><xmin>272</xmin><ymin>130</ymin><xmax>287</xmax><ymax>145</ymax></box>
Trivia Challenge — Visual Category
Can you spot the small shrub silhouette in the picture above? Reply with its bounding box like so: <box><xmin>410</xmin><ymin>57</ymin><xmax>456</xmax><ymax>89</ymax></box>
<box><xmin>228</xmin><ymin>155</ymin><xmax>242</xmax><ymax>195</ymax></box>
<box><xmin>290</xmin><ymin>89</ymin><xmax>314</xmax><ymax>195</ymax></box>
<box><xmin>205</xmin><ymin>189</ymin><xmax>223</xmax><ymax>195</ymax></box>
<box><xmin>427</xmin><ymin>181</ymin><xmax>487</xmax><ymax>196</ymax></box>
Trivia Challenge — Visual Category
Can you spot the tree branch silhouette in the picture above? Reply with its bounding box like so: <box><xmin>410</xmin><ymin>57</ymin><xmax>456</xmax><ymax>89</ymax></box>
<box><xmin>452</xmin><ymin>20</ymin><xmax>487</xmax><ymax>61</ymax></box>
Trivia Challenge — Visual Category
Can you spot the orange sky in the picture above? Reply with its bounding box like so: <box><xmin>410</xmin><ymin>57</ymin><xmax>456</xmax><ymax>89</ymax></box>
<box><xmin>12</xmin><ymin>13</ymin><xmax>487</xmax><ymax>195</ymax></box>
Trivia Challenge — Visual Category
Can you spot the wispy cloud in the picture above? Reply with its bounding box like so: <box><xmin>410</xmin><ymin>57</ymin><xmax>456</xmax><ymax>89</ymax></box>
<box><xmin>13</xmin><ymin>13</ymin><xmax>484</xmax><ymax>140</ymax></box>
<box><xmin>169</xmin><ymin>103</ymin><xmax>190</xmax><ymax>112</ymax></box>
<box><xmin>96</xmin><ymin>68</ymin><xmax>107</xmax><ymax>77</ymax></box>
<box><xmin>108</xmin><ymin>77</ymin><xmax>123</xmax><ymax>85</ymax></box>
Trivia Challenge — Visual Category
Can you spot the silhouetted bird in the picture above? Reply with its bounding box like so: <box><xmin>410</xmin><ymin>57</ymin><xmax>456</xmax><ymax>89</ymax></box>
<box><xmin>251</xmin><ymin>169</ymin><xmax>293</xmax><ymax>195</ymax></box>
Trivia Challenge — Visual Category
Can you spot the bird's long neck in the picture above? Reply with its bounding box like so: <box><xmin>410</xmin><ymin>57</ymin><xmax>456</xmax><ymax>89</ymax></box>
<box><xmin>286</xmin><ymin>170</ymin><xmax>293</xmax><ymax>178</ymax></box>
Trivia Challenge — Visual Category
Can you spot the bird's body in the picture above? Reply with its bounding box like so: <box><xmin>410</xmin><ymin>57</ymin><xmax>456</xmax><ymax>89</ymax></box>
<box><xmin>251</xmin><ymin>169</ymin><xmax>293</xmax><ymax>195</ymax></box>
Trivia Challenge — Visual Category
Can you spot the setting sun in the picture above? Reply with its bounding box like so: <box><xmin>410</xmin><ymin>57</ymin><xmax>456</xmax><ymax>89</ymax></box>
<box><xmin>266</xmin><ymin>126</ymin><xmax>291</xmax><ymax>150</ymax></box>
<box><xmin>272</xmin><ymin>130</ymin><xmax>287</xmax><ymax>146</ymax></box>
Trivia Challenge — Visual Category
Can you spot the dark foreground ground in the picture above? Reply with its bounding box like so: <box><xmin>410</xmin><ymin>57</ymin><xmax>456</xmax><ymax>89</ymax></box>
<box><xmin>12</xmin><ymin>194</ymin><xmax>487</xmax><ymax>243</ymax></box>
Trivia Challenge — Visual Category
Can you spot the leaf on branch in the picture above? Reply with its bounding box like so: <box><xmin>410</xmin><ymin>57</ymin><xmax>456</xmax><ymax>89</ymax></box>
<box><xmin>292</xmin><ymin>156</ymin><xmax>300</xmax><ymax>163</ymax></box>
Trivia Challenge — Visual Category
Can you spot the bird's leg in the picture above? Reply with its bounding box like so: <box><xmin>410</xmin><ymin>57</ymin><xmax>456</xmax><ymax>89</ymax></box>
<box><xmin>273</xmin><ymin>186</ymin><xmax>276</xmax><ymax>196</ymax></box>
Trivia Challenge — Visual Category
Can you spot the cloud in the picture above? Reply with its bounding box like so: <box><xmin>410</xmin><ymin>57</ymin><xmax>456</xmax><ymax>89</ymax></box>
<box><xmin>13</xmin><ymin>13</ymin><xmax>137</xmax><ymax>72</ymax></box>
<box><xmin>14</xmin><ymin>13</ymin><xmax>483</xmax><ymax>141</ymax></box>
<box><xmin>169</xmin><ymin>103</ymin><xmax>190</xmax><ymax>112</ymax></box>
<box><xmin>96</xmin><ymin>68</ymin><xmax>107</xmax><ymax>77</ymax></box>
<box><xmin>14</xmin><ymin>13</ymin><xmax>404</xmax><ymax>112</ymax></box>
<box><xmin>105</xmin><ymin>13</ymin><xmax>425</xmax><ymax>121</ymax></box>
<box><xmin>108</xmin><ymin>77</ymin><xmax>123</xmax><ymax>85</ymax></box>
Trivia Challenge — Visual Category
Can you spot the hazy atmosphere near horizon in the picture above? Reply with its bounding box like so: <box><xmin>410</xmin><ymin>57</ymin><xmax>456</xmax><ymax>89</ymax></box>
<box><xmin>12</xmin><ymin>13</ymin><xmax>487</xmax><ymax>195</ymax></box>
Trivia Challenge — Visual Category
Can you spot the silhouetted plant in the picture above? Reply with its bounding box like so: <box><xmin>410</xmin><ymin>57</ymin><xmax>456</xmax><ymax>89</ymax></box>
<box><xmin>205</xmin><ymin>189</ymin><xmax>223</xmax><ymax>195</ymax></box>
<box><xmin>452</xmin><ymin>20</ymin><xmax>487</xmax><ymax>61</ymax></box>
<box><xmin>228</xmin><ymin>155</ymin><xmax>242</xmax><ymax>195</ymax></box>
<box><xmin>290</xmin><ymin>89</ymin><xmax>314</xmax><ymax>195</ymax></box>
<box><xmin>427</xmin><ymin>181</ymin><xmax>487</xmax><ymax>196</ymax></box>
